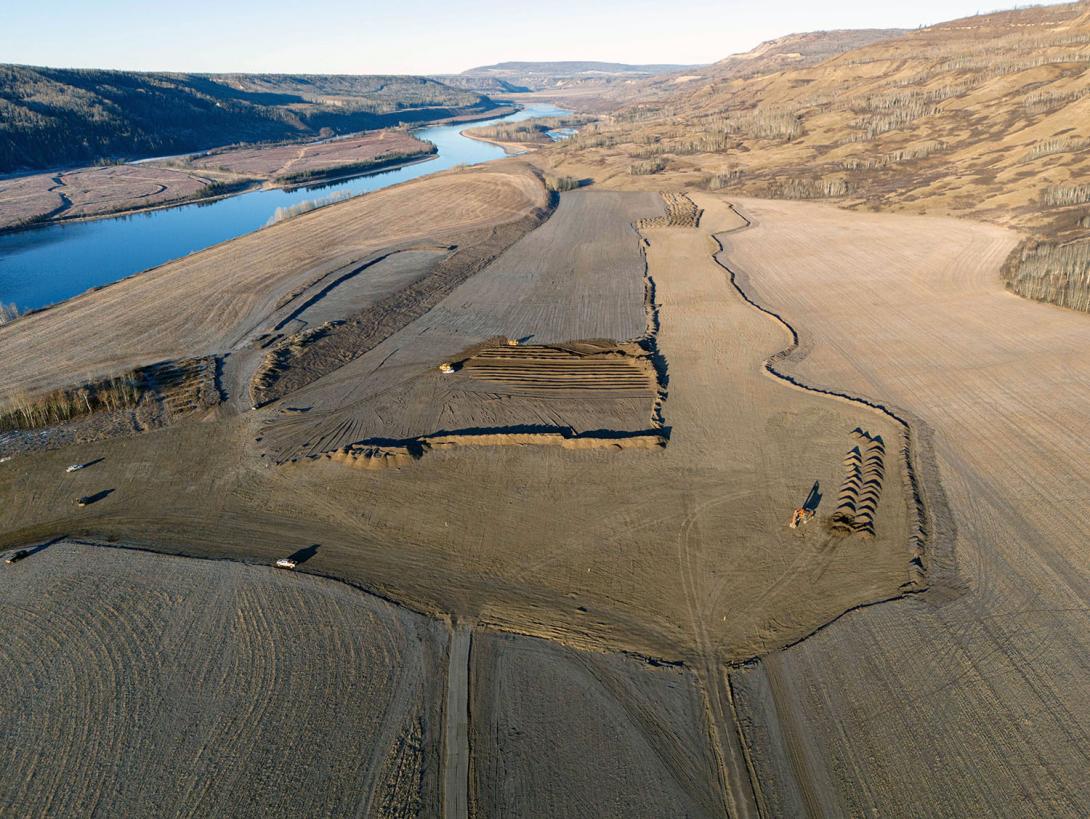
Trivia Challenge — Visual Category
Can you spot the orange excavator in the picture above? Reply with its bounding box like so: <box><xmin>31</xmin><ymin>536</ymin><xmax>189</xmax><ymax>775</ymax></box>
<box><xmin>789</xmin><ymin>480</ymin><xmax>822</xmax><ymax>528</ymax></box>
<box><xmin>789</xmin><ymin>507</ymin><xmax>814</xmax><ymax>528</ymax></box>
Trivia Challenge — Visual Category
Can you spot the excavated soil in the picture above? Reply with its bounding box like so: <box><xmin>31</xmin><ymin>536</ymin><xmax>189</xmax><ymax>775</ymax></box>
<box><xmin>0</xmin><ymin>540</ymin><xmax>446</xmax><ymax>816</ymax></box>
<box><xmin>721</xmin><ymin>197</ymin><xmax>1089</xmax><ymax>817</ymax></box>
<box><xmin>0</xmin><ymin>190</ymin><xmax>926</xmax><ymax>815</ymax></box>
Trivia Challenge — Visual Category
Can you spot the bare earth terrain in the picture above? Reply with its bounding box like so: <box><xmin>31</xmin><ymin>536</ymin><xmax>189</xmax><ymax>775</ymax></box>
<box><xmin>0</xmin><ymin>179</ymin><xmax>923</xmax><ymax>813</ymax></box>
<box><xmin>0</xmin><ymin>541</ymin><xmax>447</xmax><ymax>816</ymax></box>
<box><xmin>720</xmin><ymin>197</ymin><xmax>1090</xmax><ymax>816</ymax></box>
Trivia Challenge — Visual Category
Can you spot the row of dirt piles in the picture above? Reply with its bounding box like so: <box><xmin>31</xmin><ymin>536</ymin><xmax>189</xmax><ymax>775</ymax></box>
<box><xmin>0</xmin><ymin>356</ymin><xmax>220</xmax><ymax>436</ymax></box>
<box><xmin>324</xmin><ymin>427</ymin><xmax>668</xmax><ymax>468</ymax></box>
<box><xmin>635</xmin><ymin>192</ymin><xmax>703</xmax><ymax>229</ymax></box>
<box><xmin>830</xmin><ymin>428</ymin><xmax>885</xmax><ymax>538</ymax></box>
<box><xmin>456</xmin><ymin>339</ymin><xmax>656</xmax><ymax>397</ymax></box>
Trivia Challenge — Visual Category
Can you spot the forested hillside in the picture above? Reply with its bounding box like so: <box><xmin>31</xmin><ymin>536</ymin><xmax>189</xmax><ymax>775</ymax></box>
<box><xmin>0</xmin><ymin>66</ymin><xmax>498</xmax><ymax>172</ymax></box>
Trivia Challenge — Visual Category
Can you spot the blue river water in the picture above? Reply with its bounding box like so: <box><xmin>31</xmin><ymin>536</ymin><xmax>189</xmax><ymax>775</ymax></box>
<box><xmin>0</xmin><ymin>104</ymin><xmax>568</xmax><ymax>312</ymax></box>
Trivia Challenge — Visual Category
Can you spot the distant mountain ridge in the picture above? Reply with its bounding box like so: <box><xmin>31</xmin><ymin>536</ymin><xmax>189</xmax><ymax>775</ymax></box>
<box><xmin>0</xmin><ymin>66</ymin><xmax>500</xmax><ymax>173</ymax></box>
<box><xmin>446</xmin><ymin>61</ymin><xmax>703</xmax><ymax>94</ymax></box>
<box><xmin>462</xmin><ymin>61</ymin><xmax>700</xmax><ymax>75</ymax></box>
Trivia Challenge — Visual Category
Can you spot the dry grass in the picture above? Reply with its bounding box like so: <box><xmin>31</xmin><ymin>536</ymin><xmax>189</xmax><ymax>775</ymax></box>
<box><xmin>538</xmin><ymin>2</ymin><xmax>1090</xmax><ymax>311</ymax></box>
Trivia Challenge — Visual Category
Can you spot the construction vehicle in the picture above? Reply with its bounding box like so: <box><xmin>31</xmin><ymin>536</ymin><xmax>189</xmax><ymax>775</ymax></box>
<box><xmin>76</xmin><ymin>496</ymin><xmax>92</xmax><ymax>507</ymax></box>
<box><xmin>5</xmin><ymin>549</ymin><xmax>30</xmax><ymax>565</ymax></box>
<box><xmin>66</xmin><ymin>463</ymin><xmax>87</xmax><ymax>473</ymax></box>
<box><xmin>789</xmin><ymin>507</ymin><xmax>815</xmax><ymax>528</ymax></box>
<box><xmin>275</xmin><ymin>558</ymin><xmax>297</xmax><ymax>570</ymax></box>
<box><xmin>438</xmin><ymin>362</ymin><xmax>456</xmax><ymax>374</ymax></box>
<box><xmin>505</xmin><ymin>337</ymin><xmax>520</xmax><ymax>347</ymax></box>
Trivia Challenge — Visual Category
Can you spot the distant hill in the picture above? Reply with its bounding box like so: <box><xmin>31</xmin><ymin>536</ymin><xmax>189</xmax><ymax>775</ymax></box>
<box><xmin>463</xmin><ymin>61</ymin><xmax>698</xmax><ymax>75</ymax></box>
<box><xmin>546</xmin><ymin>1</ymin><xmax>1090</xmax><ymax>310</ymax></box>
<box><xmin>430</xmin><ymin>75</ymin><xmax>531</xmax><ymax>95</ymax></box>
<box><xmin>604</xmin><ymin>29</ymin><xmax>908</xmax><ymax>103</ymax></box>
<box><xmin>0</xmin><ymin>66</ymin><xmax>500</xmax><ymax>173</ymax></box>
<box><xmin>454</xmin><ymin>61</ymin><xmax>702</xmax><ymax>92</ymax></box>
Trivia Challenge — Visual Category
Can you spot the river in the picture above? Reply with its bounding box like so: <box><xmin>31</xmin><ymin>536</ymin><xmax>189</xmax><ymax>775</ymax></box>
<box><xmin>0</xmin><ymin>104</ymin><xmax>568</xmax><ymax>312</ymax></box>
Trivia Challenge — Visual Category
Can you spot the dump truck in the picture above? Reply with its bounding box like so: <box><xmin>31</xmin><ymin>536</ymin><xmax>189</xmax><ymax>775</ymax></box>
<box><xmin>5</xmin><ymin>549</ymin><xmax>30</xmax><ymax>565</ymax></box>
<box><xmin>66</xmin><ymin>463</ymin><xmax>86</xmax><ymax>473</ymax></box>
<box><xmin>275</xmin><ymin>558</ymin><xmax>297</xmax><ymax>570</ymax></box>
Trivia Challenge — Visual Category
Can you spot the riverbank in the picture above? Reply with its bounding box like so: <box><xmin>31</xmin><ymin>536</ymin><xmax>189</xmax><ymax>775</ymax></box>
<box><xmin>0</xmin><ymin>106</ymin><xmax>520</xmax><ymax>236</ymax></box>
<box><xmin>0</xmin><ymin>104</ymin><xmax>567</xmax><ymax>313</ymax></box>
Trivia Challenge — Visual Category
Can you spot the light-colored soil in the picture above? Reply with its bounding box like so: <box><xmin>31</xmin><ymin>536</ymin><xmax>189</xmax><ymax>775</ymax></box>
<box><xmin>0</xmin><ymin>193</ymin><xmax>914</xmax><ymax>666</ymax></box>
<box><xmin>0</xmin><ymin>191</ymin><xmax>921</xmax><ymax>814</ymax></box>
<box><xmin>0</xmin><ymin>540</ymin><xmax>447</xmax><ymax>816</ymax></box>
<box><xmin>470</xmin><ymin>630</ymin><xmax>723</xmax><ymax>817</ymax></box>
<box><xmin>719</xmin><ymin>197</ymin><xmax>1090</xmax><ymax>815</ymax></box>
<box><xmin>0</xmin><ymin>165</ymin><xmax>217</xmax><ymax>231</ymax></box>
<box><xmin>0</xmin><ymin>165</ymin><xmax>549</xmax><ymax>396</ymax></box>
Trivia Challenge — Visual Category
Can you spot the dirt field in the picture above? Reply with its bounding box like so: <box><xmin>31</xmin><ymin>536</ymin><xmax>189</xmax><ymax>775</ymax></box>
<box><xmin>0</xmin><ymin>165</ymin><xmax>549</xmax><ymax>396</ymax></box>
<box><xmin>470</xmin><ymin>630</ymin><xmax>722</xmax><ymax>816</ymax></box>
<box><xmin>257</xmin><ymin>190</ymin><xmax>663</xmax><ymax>460</ymax></box>
<box><xmin>162</xmin><ymin>128</ymin><xmax>433</xmax><ymax>182</ymax></box>
<box><xmin>0</xmin><ymin>192</ymin><xmax>914</xmax><ymax>663</ymax></box>
<box><xmin>0</xmin><ymin>190</ymin><xmax>923</xmax><ymax>813</ymax></box>
<box><xmin>0</xmin><ymin>165</ymin><xmax>218</xmax><ymax>231</ymax></box>
<box><xmin>719</xmin><ymin>197</ymin><xmax>1090</xmax><ymax>815</ymax></box>
<box><xmin>0</xmin><ymin>540</ymin><xmax>447</xmax><ymax>816</ymax></box>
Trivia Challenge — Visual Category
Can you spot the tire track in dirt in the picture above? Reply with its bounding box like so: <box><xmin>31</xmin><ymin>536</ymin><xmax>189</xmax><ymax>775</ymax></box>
<box><xmin>443</xmin><ymin>623</ymin><xmax>471</xmax><ymax>819</ymax></box>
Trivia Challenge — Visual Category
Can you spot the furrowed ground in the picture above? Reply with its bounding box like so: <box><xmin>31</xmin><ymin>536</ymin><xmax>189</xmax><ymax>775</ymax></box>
<box><xmin>0</xmin><ymin>180</ymin><xmax>920</xmax><ymax>813</ymax></box>
<box><xmin>720</xmin><ymin>197</ymin><xmax>1090</xmax><ymax>816</ymax></box>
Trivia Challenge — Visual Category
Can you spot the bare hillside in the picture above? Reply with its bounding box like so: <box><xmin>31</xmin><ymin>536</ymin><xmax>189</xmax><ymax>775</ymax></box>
<box><xmin>544</xmin><ymin>1</ymin><xmax>1090</xmax><ymax>310</ymax></box>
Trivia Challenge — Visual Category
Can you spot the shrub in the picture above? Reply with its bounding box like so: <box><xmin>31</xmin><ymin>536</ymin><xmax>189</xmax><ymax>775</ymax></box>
<box><xmin>1003</xmin><ymin>238</ymin><xmax>1090</xmax><ymax>312</ymax></box>
<box><xmin>1042</xmin><ymin>185</ymin><xmax>1090</xmax><ymax>207</ymax></box>
<box><xmin>545</xmin><ymin>175</ymin><xmax>581</xmax><ymax>192</ymax></box>
<box><xmin>629</xmin><ymin>159</ymin><xmax>666</xmax><ymax>176</ymax></box>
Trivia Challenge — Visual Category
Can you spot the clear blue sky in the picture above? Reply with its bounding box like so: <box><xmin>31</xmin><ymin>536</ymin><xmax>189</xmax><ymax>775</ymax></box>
<box><xmin>0</xmin><ymin>0</ymin><xmax>1067</xmax><ymax>74</ymax></box>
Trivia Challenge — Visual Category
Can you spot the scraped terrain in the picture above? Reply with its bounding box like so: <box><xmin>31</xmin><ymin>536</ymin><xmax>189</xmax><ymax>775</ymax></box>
<box><xmin>0</xmin><ymin>540</ymin><xmax>446</xmax><ymax>816</ymax></box>
<box><xmin>257</xmin><ymin>190</ymin><xmax>664</xmax><ymax>461</ymax></box>
<box><xmin>0</xmin><ymin>191</ymin><xmax>921</xmax><ymax>815</ymax></box>
<box><xmin>471</xmin><ymin>631</ymin><xmax>723</xmax><ymax>817</ymax></box>
<box><xmin>0</xmin><ymin>192</ymin><xmax>914</xmax><ymax>666</ymax></box>
<box><xmin>720</xmin><ymin>197</ymin><xmax>1090</xmax><ymax>816</ymax></box>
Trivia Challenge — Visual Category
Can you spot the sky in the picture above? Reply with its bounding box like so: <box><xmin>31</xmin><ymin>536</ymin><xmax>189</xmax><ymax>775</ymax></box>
<box><xmin>0</xmin><ymin>0</ymin><xmax>1068</xmax><ymax>74</ymax></box>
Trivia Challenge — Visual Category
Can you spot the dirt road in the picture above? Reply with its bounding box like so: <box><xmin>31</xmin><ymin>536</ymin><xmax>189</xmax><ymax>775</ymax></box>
<box><xmin>444</xmin><ymin>624</ymin><xmax>472</xmax><ymax>819</ymax></box>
